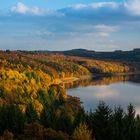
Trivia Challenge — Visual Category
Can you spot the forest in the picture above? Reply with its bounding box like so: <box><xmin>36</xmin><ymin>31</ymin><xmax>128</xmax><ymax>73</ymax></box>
<box><xmin>0</xmin><ymin>51</ymin><xmax>140</xmax><ymax>140</ymax></box>
<box><xmin>60</xmin><ymin>48</ymin><xmax>140</xmax><ymax>62</ymax></box>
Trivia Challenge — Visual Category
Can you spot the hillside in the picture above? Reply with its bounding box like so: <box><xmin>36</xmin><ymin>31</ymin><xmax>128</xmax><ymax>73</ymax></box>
<box><xmin>60</xmin><ymin>48</ymin><xmax>140</xmax><ymax>62</ymax></box>
<box><xmin>2</xmin><ymin>51</ymin><xmax>131</xmax><ymax>76</ymax></box>
<box><xmin>0</xmin><ymin>51</ymin><xmax>132</xmax><ymax>111</ymax></box>
<box><xmin>0</xmin><ymin>50</ymin><xmax>139</xmax><ymax>139</ymax></box>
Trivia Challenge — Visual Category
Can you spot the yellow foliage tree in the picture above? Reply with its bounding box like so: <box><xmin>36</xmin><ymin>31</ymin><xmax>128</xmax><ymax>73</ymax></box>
<box><xmin>72</xmin><ymin>123</ymin><xmax>94</xmax><ymax>140</ymax></box>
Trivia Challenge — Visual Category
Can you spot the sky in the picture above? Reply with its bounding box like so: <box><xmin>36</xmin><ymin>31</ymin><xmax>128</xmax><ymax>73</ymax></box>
<box><xmin>0</xmin><ymin>0</ymin><xmax>140</xmax><ymax>51</ymax></box>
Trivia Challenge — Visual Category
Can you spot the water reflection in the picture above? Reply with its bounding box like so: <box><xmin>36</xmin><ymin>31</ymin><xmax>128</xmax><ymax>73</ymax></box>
<box><xmin>93</xmin><ymin>86</ymin><xmax>119</xmax><ymax>100</ymax></box>
<box><xmin>61</xmin><ymin>75</ymin><xmax>129</xmax><ymax>89</ymax></box>
<box><xmin>66</xmin><ymin>74</ymin><xmax>140</xmax><ymax>114</ymax></box>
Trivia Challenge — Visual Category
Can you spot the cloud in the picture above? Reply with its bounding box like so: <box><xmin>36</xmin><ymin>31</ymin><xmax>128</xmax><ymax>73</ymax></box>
<box><xmin>69</xmin><ymin>24</ymin><xmax>119</xmax><ymax>37</ymax></box>
<box><xmin>59</xmin><ymin>1</ymin><xmax>140</xmax><ymax>24</ymax></box>
<box><xmin>11</xmin><ymin>2</ymin><xmax>28</xmax><ymax>14</ymax></box>
<box><xmin>32</xmin><ymin>30</ymin><xmax>53</xmax><ymax>39</ymax></box>
<box><xmin>125</xmin><ymin>0</ymin><xmax>140</xmax><ymax>16</ymax></box>
<box><xmin>58</xmin><ymin>1</ymin><xmax>138</xmax><ymax>24</ymax></box>
<box><xmin>11</xmin><ymin>2</ymin><xmax>43</xmax><ymax>15</ymax></box>
<box><xmin>94</xmin><ymin>24</ymin><xmax>119</xmax><ymax>36</ymax></box>
<box><xmin>10</xmin><ymin>2</ymin><xmax>64</xmax><ymax>16</ymax></box>
<box><xmin>44</xmin><ymin>9</ymin><xmax>65</xmax><ymax>17</ymax></box>
<box><xmin>1</xmin><ymin>1</ymin><xmax>140</xmax><ymax>51</ymax></box>
<box><xmin>72</xmin><ymin>2</ymin><xmax>119</xmax><ymax>10</ymax></box>
<box><xmin>94</xmin><ymin>24</ymin><xmax>119</xmax><ymax>32</ymax></box>
<box><xmin>9</xmin><ymin>1</ymin><xmax>140</xmax><ymax>20</ymax></box>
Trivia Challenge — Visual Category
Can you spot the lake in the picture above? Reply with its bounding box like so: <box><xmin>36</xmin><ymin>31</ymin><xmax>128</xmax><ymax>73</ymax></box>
<box><xmin>66</xmin><ymin>75</ymin><xmax>140</xmax><ymax>113</ymax></box>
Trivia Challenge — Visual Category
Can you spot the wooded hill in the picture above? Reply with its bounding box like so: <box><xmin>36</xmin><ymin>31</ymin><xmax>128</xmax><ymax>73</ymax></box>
<box><xmin>0</xmin><ymin>51</ymin><xmax>140</xmax><ymax>140</ymax></box>
<box><xmin>0</xmin><ymin>50</ymin><xmax>131</xmax><ymax>117</ymax></box>
<box><xmin>60</xmin><ymin>48</ymin><xmax>140</xmax><ymax>62</ymax></box>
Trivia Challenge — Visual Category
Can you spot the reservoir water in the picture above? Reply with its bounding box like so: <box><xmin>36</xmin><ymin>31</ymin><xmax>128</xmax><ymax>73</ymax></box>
<box><xmin>66</xmin><ymin>75</ymin><xmax>140</xmax><ymax>113</ymax></box>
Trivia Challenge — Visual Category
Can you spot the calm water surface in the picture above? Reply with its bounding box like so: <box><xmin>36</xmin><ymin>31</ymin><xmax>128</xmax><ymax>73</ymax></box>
<box><xmin>66</xmin><ymin>75</ymin><xmax>140</xmax><ymax>113</ymax></box>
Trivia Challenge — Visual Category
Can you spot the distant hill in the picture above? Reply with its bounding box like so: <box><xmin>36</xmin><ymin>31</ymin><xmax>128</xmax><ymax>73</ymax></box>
<box><xmin>60</xmin><ymin>48</ymin><xmax>140</xmax><ymax>62</ymax></box>
<box><xmin>16</xmin><ymin>48</ymin><xmax>140</xmax><ymax>62</ymax></box>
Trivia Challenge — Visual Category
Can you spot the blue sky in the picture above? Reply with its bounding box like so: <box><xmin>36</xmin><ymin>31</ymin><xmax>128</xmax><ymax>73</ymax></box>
<box><xmin>0</xmin><ymin>0</ymin><xmax>140</xmax><ymax>51</ymax></box>
<box><xmin>0</xmin><ymin>0</ymin><xmax>123</xmax><ymax>10</ymax></box>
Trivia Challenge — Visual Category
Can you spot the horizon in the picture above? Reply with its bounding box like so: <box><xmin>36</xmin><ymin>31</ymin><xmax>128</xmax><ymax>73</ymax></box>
<box><xmin>1</xmin><ymin>47</ymin><xmax>140</xmax><ymax>52</ymax></box>
<box><xmin>0</xmin><ymin>0</ymin><xmax>140</xmax><ymax>51</ymax></box>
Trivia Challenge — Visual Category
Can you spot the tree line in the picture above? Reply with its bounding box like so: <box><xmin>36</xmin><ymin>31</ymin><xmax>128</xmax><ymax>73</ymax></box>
<box><xmin>0</xmin><ymin>101</ymin><xmax>140</xmax><ymax>140</ymax></box>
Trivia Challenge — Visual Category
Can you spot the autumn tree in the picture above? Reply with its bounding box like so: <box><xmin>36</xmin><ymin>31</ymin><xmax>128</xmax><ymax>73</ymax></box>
<box><xmin>72</xmin><ymin>123</ymin><xmax>93</xmax><ymax>140</ymax></box>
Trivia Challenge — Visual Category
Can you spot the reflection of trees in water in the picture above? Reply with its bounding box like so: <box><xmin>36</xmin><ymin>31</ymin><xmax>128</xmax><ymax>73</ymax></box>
<box><xmin>60</xmin><ymin>75</ymin><xmax>140</xmax><ymax>89</ymax></box>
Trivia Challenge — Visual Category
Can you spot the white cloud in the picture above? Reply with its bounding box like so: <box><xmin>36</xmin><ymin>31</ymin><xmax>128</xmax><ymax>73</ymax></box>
<box><xmin>90</xmin><ymin>2</ymin><xmax>119</xmax><ymax>9</ymax></box>
<box><xmin>11</xmin><ymin>2</ymin><xmax>43</xmax><ymax>15</ymax></box>
<box><xmin>11</xmin><ymin>2</ymin><xmax>28</xmax><ymax>14</ymax></box>
<box><xmin>94</xmin><ymin>24</ymin><xmax>119</xmax><ymax>37</ymax></box>
<box><xmin>30</xmin><ymin>7</ymin><xmax>43</xmax><ymax>16</ymax></box>
<box><xmin>124</xmin><ymin>0</ymin><xmax>140</xmax><ymax>15</ymax></box>
<box><xmin>69</xmin><ymin>24</ymin><xmax>119</xmax><ymax>37</ymax></box>
<box><xmin>73</xmin><ymin>4</ymin><xmax>87</xmax><ymax>10</ymax></box>
<box><xmin>35</xmin><ymin>31</ymin><xmax>52</xmax><ymax>36</ymax></box>
<box><xmin>94</xmin><ymin>24</ymin><xmax>119</xmax><ymax>32</ymax></box>
<box><xmin>98</xmin><ymin>32</ymin><xmax>110</xmax><ymax>37</ymax></box>
<box><xmin>73</xmin><ymin>2</ymin><xmax>119</xmax><ymax>10</ymax></box>
<box><xmin>44</xmin><ymin>9</ymin><xmax>65</xmax><ymax>17</ymax></box>
<box><xmin>10</xmin><ymin>2</ymin><xmax>64</xmax><ymax>16</ymax></box>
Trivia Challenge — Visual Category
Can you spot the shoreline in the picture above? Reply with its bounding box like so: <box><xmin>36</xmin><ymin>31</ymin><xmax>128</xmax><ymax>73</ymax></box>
<box><xmin>57</xmin><ymin>75</ymin><xmax>93</xmax><ymax>84</ymax></box>
<box><xmin>57</xmin><ymin>72</ymin><xmax>140</xmax><ymax>84</ymax></box>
